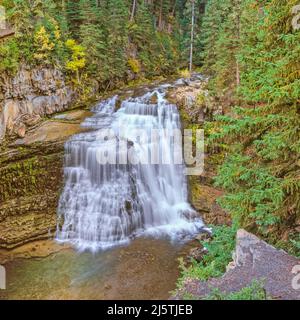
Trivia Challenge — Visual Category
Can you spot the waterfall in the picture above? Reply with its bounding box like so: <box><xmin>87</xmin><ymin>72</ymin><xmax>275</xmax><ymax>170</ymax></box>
<box><xmin>56</xmin><ymin>83</ymin><xmax>203</xmax><ymax>251</ymax></box>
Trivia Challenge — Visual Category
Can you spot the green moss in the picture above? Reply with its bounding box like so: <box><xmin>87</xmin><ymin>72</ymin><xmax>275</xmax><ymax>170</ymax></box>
<box><xmin>196</xmin><ymin>92</ymin><xmax>206</xmax><ymax>106</ymax></box>
<box><xmin>178</xmin><ymin>106</ymin><xmax>192</xmax><ymax>128</ymax></box>
<box><xmin>0</xmin><ymin>149</ymin><xmax>63</xmax><ymax>203</ymax></box>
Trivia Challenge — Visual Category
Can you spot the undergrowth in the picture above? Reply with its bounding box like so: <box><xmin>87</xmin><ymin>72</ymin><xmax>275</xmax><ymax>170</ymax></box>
<box><xmin>203</xmin><ymin>280</ymin><xmax>268</xmax><ymax>300</ymax></box>
<box><xmin>177</xmin><ymin>224</ymin><xmax>236</xmax><ymax>288</ymax></box>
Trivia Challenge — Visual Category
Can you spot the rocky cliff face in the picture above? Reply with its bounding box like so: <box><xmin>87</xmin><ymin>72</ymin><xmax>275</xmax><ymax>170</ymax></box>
<box><xmin>0</xmin><ymin>141</ymin><xmax>64</xmax><ymax>248</ymax></box>
<box><xmin>0</xmin><ymin>109</ymin><xmax>90</xmax><ymax>249</ymax></box>
<box><xmin>0</xmin><ymin>66</ymin><xmax>75</xmax><ymax>141</ymax></box>
<box><xmin>0</xmin><ymin>66</ymin><xmax>81</xmax><ymax>249</ymax></box>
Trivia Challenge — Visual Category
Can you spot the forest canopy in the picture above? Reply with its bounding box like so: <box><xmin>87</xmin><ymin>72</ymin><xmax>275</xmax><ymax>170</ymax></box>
<box><xmin>0</xmin><ymin>0</ymin><xmax>205</xmax><ymax>88</ymax></box>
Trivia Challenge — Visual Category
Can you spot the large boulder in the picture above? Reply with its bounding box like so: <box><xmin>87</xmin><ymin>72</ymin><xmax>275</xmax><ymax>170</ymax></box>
<box><xmin>176</xmin><ymin>229</ymin><xmax>300</xmax><ymax>300</ymax></box>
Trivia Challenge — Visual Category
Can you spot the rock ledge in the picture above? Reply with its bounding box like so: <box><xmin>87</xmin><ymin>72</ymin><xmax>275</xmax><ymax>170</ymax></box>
<box><xmin>176</xmin><ymin>229</ymin><xmax>300</xmax><ymax>300</ymax></box>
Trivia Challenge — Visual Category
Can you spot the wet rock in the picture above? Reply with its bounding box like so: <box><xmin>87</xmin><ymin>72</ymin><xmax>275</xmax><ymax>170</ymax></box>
<box><xmin>195</xmin><ymin>231</ymin><xmax>212</xmax><ymax>242</ymax></box>
<box><xmin>127</xmin><ymin>140</ymin><xmax>134</xmax><ymax>148</ymax></box>
<box><xmin>188</xmin><ymin>246</ymin><xmax>208</xmax><ymax>262</ymax></box>
<box><xmin>149</xmin><ymin>93</ymin><xmax>158</xmax><ymax>104</ymax></box>
<box><xmin>115</xmin><ymin>98</ymin><xmax>123</xmax><ymax>111</ymax></box>
<box><xmin>181</xmin><ymin>209</ymin><xmax>200</xmax><ymax>221</ymax></box>
<box><xmin>125</xmin><ymin>200</ymin><xmax>132</xmax><ymax>213</ymax></box>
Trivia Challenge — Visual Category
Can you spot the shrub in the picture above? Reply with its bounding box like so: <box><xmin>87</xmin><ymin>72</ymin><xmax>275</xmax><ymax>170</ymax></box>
<box><xmin>128</xmin><ymin>58</ymin><xmax>141</xmax><ymax>74</ymax></box>
<box><xmin>177</xmin><ymin>225</ymin><xmax>237</xmax><ymax>286</ymax></box>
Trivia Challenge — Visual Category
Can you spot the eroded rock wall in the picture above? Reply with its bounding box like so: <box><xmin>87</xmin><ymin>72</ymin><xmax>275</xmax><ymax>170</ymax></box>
<box><xmin>0</xmin><ymin>141</ymin><xmax>64</xmax><ymax>248</ymax></box>
<box><xmin>0</xmin><ymin>66</ymin><xmax>75</xmax><ymax>141</ymax></box>
<box><xmin>0</xmin><ymin>66</ymin><xmax>78</xmax><ymax>249</ymax></box>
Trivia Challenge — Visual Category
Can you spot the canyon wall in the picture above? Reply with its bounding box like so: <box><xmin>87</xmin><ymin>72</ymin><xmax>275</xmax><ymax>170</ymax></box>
<box><xmin>0</xmin><ymin>66</ymin><xmax>79</xmax><ymax>249</ymax></box>
<box><xmin>0</xmin><ymin>66</ymin><xmax>75</xmax><ymax>141</ymax></box>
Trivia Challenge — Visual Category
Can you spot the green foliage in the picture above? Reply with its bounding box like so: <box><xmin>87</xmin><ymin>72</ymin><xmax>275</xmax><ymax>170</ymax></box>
<box><xmin>0</xmin><ymin>38</ymin><xmax>19</xmax><ymax>74</ymax></box>
<box><xmin>65</xmin><ymin>39</ymin><xmax>86</xmax><ymax>83</ymax></box>
<box><xmin>179</xmin><ymin>68</ymin><xmax>191</xmax><ymax>79</ymax></box>
<box><xmin>33</xmin><ymin>26</ymin><xmax>55</xmax><ymax>62</ymax></box>
<box><xmin>200</xmin><ymin>0</ymin><xmax>242</xmax><ymax>98</ymax></box>
<box><xmin>0</xmin><ymin>0</ymin><xmax>195</xmax><ymax>86</ymax></box>
<box><xmin>204</xmin><ymin>280</ymin><xmax>268</xmax><ymax>300</ymax></box>
<box><xmin>78</xmin><ymin>0</ymin><xmax>107</xmax><ymax>82</ymax></box>
<box><xmin>202</xmin><ymin>0</ymin><xmax>300</xmax><ymax>252</ymax></box>
<box><xmin>215</xmin><ymin>154</ymin><xmax>283</xmax><ymax>233</ymax></box>
<box><xmin>0</xmin><ymin>0</ymin><xmax>70</xmax><ymax>71</ymax></box>
<box><xmin>178</xmin><ymin>0</ymin><xmax>205</xmax><ymax>67</ymax></box>
<box><xmin>177</xmin><ymin>225</ymin><xmax>236</xmax><ymax>285</ymax></box>
<box><xmin>128</xmin><ymin>58</ymin><xmax>141</xmax><ymax>74</ymax></box>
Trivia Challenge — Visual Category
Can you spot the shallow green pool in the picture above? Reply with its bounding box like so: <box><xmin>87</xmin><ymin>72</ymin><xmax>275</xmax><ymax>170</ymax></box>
<box><xmin>0</xmin><ymin>237</ymin><xmax>195</xmax><ymax>300</ymax></box>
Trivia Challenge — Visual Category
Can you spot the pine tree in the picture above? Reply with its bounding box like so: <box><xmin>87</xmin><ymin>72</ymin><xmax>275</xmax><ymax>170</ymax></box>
<box><xmin>205</xmin><ymin>0</ymin><xmax>300</xmax><ymax>253</ymax></box>
<box><xmin>78</xmin><ymin>0</ymin><xmax>108</xmax><ymax>82</ymax></box>
<box><xmin>105</xmin><ymin>0</ymin><xmax>129</xmax><ymax>83</ymax></box>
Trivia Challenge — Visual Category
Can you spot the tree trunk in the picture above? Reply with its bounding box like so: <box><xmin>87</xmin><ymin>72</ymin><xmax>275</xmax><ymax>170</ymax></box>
<box><xmin>189</xmin><ymin>0</ymin><xmax>195</xmax><ymax>74</ymax></box>
<box><xmin>236</xmin><ymin>60</ymin><xmax>240</xmax><ymax>86</ymax></box>
<box><xmin>130</xmin><ymin>0</ymin><xmax>137</xmax><ymax>22</ymax></box>
<box><xmin>236</xmin><ymin>6</ymin><xmax>241</xmax><ymax>86</ymax></box>
<box><xmin>158</xmin><ymin>0</ymin><xmax>163</xmax><ymax>31</ymax></box>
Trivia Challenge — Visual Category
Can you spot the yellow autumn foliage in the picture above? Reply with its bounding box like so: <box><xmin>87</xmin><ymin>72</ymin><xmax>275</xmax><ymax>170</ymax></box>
<box><xmin>33</xmin><ymin>26</ymin><xmax>55</xmax><ymax>61</ymax></box>
<box><xmin>179</xmin><ymin>69</ymin><xmax>191</xmax><ymax>79</ymax></box>
<box><xmin>128</xmin><ymin>58</ymin><xmax>141</xmax><ymax>74</ymax></box>
<box><xmin>65</xmin><ymin>39</ymin><xmax>86</xmax><ymax>83</ymax></box>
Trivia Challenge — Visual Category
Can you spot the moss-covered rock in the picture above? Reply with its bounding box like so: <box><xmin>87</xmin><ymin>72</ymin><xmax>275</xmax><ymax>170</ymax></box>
<box><xmin>0</xmin><ymin>115</ymin><xmax>88</xmax><ymax>249</ymax></box>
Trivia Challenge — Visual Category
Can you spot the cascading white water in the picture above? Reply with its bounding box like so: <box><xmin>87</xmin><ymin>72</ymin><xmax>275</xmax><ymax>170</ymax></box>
<box><xmin>56</xmin><ymin>83</ymin><xmax>203</xmax><ymax>251</ymax></box>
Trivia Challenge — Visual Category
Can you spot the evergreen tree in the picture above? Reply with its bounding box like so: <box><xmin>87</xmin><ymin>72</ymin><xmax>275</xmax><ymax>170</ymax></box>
<box><xmin>0</xmin><ymin>0</ymin><xmax>203</xmax><ymax>86</ymax></box>
<box><xmin>204</xmin><ymin>0</ymin><xmax>300</xmax><ymax>252</ymax></box>
<box><xmin>105</xmin><ymin>0</ymin><xmax>129</xmax><ymax>83</ymax></box>
<box><xmin>78</xmin><ymin>0</ymin><xmax>108</xmax><ymax>82</ymax></box>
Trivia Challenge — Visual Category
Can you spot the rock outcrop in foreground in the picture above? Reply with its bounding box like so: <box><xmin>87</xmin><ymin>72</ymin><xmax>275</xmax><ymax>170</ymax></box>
<box><xmin>176</xmin><ymin>229</ymin><xmax>300</xmax><ymax>300</ymax></box>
